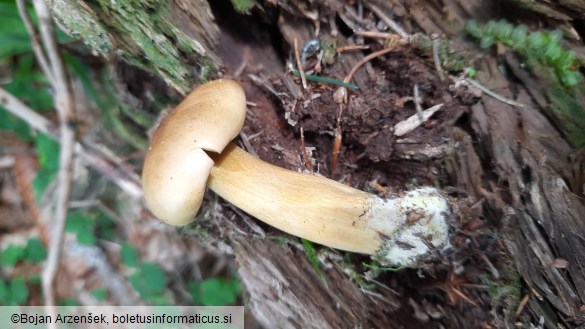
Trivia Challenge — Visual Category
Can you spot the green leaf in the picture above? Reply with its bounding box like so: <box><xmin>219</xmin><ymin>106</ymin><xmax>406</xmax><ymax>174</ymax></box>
<box><xmin>189</xmin><ymin>278</ymin><xmax>241</xmax><ymax>306</ymax></box>
<box><xmin>58</xmin><ymin>298</ymin><xmax>80</xmax><ymax>306</ymax></box>
<box><xmin>5</xmin><ymin>55</ymin><xmax>53</xmax><ymax>112</ymax></box>
<box><xmin>27</xmin><ymin>274</ymin><xmax>41</xmax><ymax>285</ymax></box>
<box><xmin>8</xmin><ymin>278</ymin><xmax>29</xmax><ymax>305</ymax></box>
<box><xmin>121</xmin><ymin>242</ymin><xmax>139</xmax><ymax>267</ymax></box>
<box><xmin>130</xmin><ymin>263</ymin><xmax>167</xmax><ymax>299</ymax></box>
<box><xmin>24</xmin><ymin>238</ymin><xmax>47</xmax><ymax>262</ymax></box>
<box><xmin>95</xmin><ymin>211</ymin><xmax>116</xmax><ymax>240</ymax></box>
<box><xmin>302</xmin><ymin>239</ymin><xmax>326</xmax><ymax>283</ymax></box>
<box><xmin>0</xmin><ymin>1</ymin><xmax>72</xmax><ymax>59</ymax></box>
<box><xmin>66</xmin><ymin>210</ymin><xmax>97</xmax><ymax>245</ymax></box>
<box><xmin>479</xmin><ymin>36</ymin><xmax>494</xmax><ymax>48</ymax></box>
<box><xmin>0</xmin><ymin>280</ymin><xmax>7</xmax><ymax>302</ymax></box>
<box><xmin>561</xmin><ymin>71</ymin><xmax>581</xmax><ymax>87</ymax></box>
<box><xmin>32</xmin><ymin>133</ymin><xmax>60</xmax><ymax>200</ymax></box>
<box><xmin>465</xmin><ymin>21</ymin><xmax>482</xmax><ymax>38</ymax></box>
<box><xmin>0</xmin><ymin>111</ymin><xmax>33</xmax><ymax>141</ymax></box>
<box><xmin>510</xmin><ymin>25</ymin><xmax>527</xmax><ymax>45</ymax></box>
<box><xmin>230</xmin><ymin>0</ymin><xmax>256</xmax><ymax>13</ymax></box>
<box><xmin>91</xmin><ymin>288</ymin><xmax>108</xmax><ymax>301</ymax></box>
<box><xmin>0</xmin><ymin>245</ymin><xmax>27</xmax><ymax>266</ymax></box>
<box><xmin>0</xmin><ymin>3</ymin><xmax>31</xmax><ymax>58</ymax></box>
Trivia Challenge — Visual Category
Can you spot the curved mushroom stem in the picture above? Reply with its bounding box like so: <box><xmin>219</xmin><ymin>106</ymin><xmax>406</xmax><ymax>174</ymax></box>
<box><xmin>208</xmin><ymin>143</ymin><xmax>451</xmax><ymax>266</ymax></box>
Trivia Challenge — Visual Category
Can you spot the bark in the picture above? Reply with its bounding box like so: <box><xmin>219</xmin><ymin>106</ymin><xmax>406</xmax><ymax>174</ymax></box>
<box><xmin>49</xmin><ymin>0</ymin><xmax>220</xmax><ymax>94</ymax></box>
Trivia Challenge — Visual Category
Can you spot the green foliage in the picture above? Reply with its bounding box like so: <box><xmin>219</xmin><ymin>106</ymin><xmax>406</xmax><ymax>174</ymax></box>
<box><xmin>0</xmin><ymin>55</ymin><xmax>54</xmax><ymax>142</ymax></box>
<box><xmin>66</xmin><ymin>55</ymin><xmax>152</xmax><ymax>151</ymax></box>
<box><xmin>0</xmin><ymin>278</ymin><xmax>29</xmax><ymax>305</ymax></box>
<box><xmin>482</xmin><ymin>267</ymin><xmax>522</xmax><ymax>312</ymax></box>
<box><xmin>121</xmin><ymin>242</ymin><xmax>139</xmax><ymax>267</ymax></box>
<box><xmin>58</xmin><ymin>298</ymin><xmax>80</xmax><ymax>306</ymax></box>
<box><xmin>188</xmin><ymin>277</ymin><xmax>241</xmax><ymax>306</ymax></box>
<box><xmin>91</xmin><ymin>288</ymin><xmax>108</xmax><ymax>301</ymax></box>
<box><xmin>0</xmin><ymin>238</ymin><xmax>47</xmax><ymax>266</ymax></box>
<box><xmin>467</xmin><ymin>20</ymin><xmax>585</xmax><ymax>147</ymax></box>
<box><xmin>4</xmin><ymin>55</ymin><xmax>54</xmax><ymax>111</ymax></box>
<box><xmin>129</xmin><ymin>262</ymin><xmax>168</xmax><ymax>301</ymax></box>
<box><xmin>301</xmin><ymin>239</ymin><xmax>326</xmax><ymax>282</ymax></box>
<box><xmin>362</xmin><ymin>261</ymin><xmax>404</xmax><ymax>277</ymax></box>
<box><xmin>0</xmin><ymin>2</ymin><xmax>33</xmax><ymax>58</ymax></box>
<box><xmin>66</xmin><ymin>210</ymin><xmax>97</xmax><ymax>244</ymax></box>
<box><xmin>0</xmin><ymin>245</ymin><xmax>26</xmax><ymax>266</ymax></box>
<box><xmin>94</xmin><ymin>210</ymin><xmax>116</xmax><ymax>240</ymax></box>
<box><xmin>230</xmin><ymin>0</ymin><xmax>256</xmax><ymax>14</ymax></box>
<box><xmin>32</xmin><ymin>133</ymin><xmax>60</xmax><ymax>200</ymax></box>
<box><xmin>24</xmin><ymin>238</ymin><xmax>47</xmax><ymax>262</ymax></box>
<box><xmin>466</xmin><ymin>20</ymin><xmax>583</xmax><ymax>87</ymax></box>
<box><xmin>65</xmin><ymin>209</ymin><xmax>116</xmax><ymax>245</ymax></box>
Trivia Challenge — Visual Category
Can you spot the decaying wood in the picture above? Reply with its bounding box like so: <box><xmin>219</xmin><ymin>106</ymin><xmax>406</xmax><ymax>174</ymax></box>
<box><xmin>47</xmin><ymin>0</ymin><xmax>585</xmax><ymax>327</ymax></box>
<box><xmin>232</xmin><ymin>237</ymin><xmax>404</xmax><ymax>329</ymax></box>
<box><xmin>453</xmin><ymin>58</ymin><xmax>585</xmax><ymax>326</ymax></box>
<box><xmin>49</xmin><ymin>0</ymin><xmax>220</xmax><ymax>94</ymax></box>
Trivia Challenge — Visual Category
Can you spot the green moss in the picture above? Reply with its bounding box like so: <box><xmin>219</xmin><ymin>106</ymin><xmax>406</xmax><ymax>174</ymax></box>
<box><xmin>199</xmin><ymin>60</ymin><xmax>220</xmax><ymax>82</ymax></box>
<box><xmin>52</xmin><ymin>0</ymin><xmax>220</xmax><ymax>94</ymax></box>
<box><xmin>50</xmin><ymin>0</ymin><xmax>113</xmax><ymax>54</ymax></box>
<box><xmin>230</xmin><ymin>0</ymin><xmax>256</xmax><ymax>14</ymax></box>
<box><xmin>409</xmin><ymin>34</ymin><xmax>473</xmax><ymax>73</ymax></box>
<box><xmin>301</xmin><ymin>239</ymin><xmax>326</xmax><ymax>283</ymax></box>
<box><xmin>482</xmin><ymin>265</ymin><xmax>522</xmax><ymax>315</ymax></box>
<box><xmin>466</xmin><ymin>20</ymin><xmax>583</xmax><ymax>87</ymax></box>
<box><xmin>320</xmin><ymin>38</ymin><xmax>337</xmax><ymax>65</ymax></box>
<box><xmin>466</xmin><ymin>20</ymin><xmax>585</xmax><ymax>146</ymax></box>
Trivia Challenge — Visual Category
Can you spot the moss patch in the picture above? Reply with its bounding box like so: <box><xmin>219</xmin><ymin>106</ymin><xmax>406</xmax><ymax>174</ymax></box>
<box><xmin>51</xmin><ymin>0</ymin><xmax>220</xmax><ymax>94</ymax></box>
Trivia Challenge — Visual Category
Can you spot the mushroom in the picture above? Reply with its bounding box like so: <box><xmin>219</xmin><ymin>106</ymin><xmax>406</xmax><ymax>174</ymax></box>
<box><xmin>142</xmin><ymin>79</ymin><xmax>451</xmax><ymax>266</ymax></box>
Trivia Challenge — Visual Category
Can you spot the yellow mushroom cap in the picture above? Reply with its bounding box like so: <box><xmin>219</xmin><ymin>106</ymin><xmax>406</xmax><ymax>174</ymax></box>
<box><xmin>142</xmin><ymin>79</ymin><xmax>247</xmax><ymax>225</ymax></box>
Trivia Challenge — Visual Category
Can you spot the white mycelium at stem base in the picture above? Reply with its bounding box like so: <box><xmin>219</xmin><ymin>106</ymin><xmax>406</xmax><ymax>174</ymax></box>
<box><xmin>142</xmin><ymin>79</ymin><xmax>452</xmax><ymax>266</ymax></box>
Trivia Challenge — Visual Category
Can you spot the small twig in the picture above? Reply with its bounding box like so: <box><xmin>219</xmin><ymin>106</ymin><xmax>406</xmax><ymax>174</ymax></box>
<box><xmin>0</xmin><ymin>88</ymin><xmax>56</xmax><ymax>135</ymax></box>
<box><xmin>515</xmin><ymin>293</ymin><xmax>531</xmax><ymax>318</ymax></box>
<box><xmin>67</xmin><ymin>243</ymin><xmax>139</xmax><ymax>305</ymax></box>
<box><xmin>344</xmin><ymin>47</ymin><xmax>396</xmax><ymax>84</ymax></box>
<box><xmin>32</xmin><ymin>0</ymin><xmax>76</xmax><ymax>314</ymax></box>
<box><xmin>336</xmin><ymin>45</ymin><xmax>370</xmax><ymax>52</ymax></box>
<box><xmin>394</xmin><ymin>104</ymin><xmax>444</xmax><ymax>137</ymax></box>
<box><xmin>1</xmin><ymin>88</ymin><xmax>142</xmax><ymax>199</ymax></box>
<box><xmin>300</xmin><ymin>127</ymin><xmax>313</xmax><ymax>170</ymax></box>
<box><xmin>16</xmin><ymin>0</ymin><xmax>55</xmax><ymax>85</ymax></box>
<box><xmin>413</xmin><ymin>84</ymin><xmax>425</xmax><ymax>122</ymax></box>
<box><xmin>292</xmin><ymin>70</ymin><xmax>359</xmax><ymax>89</ymax></box>
<box><xmin>479</xmin><ymin>252</ymin><xmax>500</xmax><ymax>279</ymax></box>
<box><xmin>332</xmin><ymin>104</ymin><xmax>344</xmax><ymax>173</ymax></box>
<box><xmin>239</xmin><ymin>132</ymin><xmax>258</xmax><ymax>157</ymax></box>
<box><xmin>365</xmin><ymin>3</ymin><xmax>409</xmax><ymax>39</ymax></box>
<box><xmin>294</xmin><ymin>38</ymin><xmax>308</xmax><ymax>89</ymax></box>
<box><xmin>432</xmin><ymin>38</ymin><xmax>445</xmax><ymax>81</ymax></box>
<box><xmin>452</xmin><ymin>287</ymin><xmax>479</xmax><ymax>307</ymax></box>
<box><xmin>354</xmin><ymin>31</ymin><xmax>394</xmax><ymax>39</ymax></box>
<box><xmin>466</xmin><ymin>78</ymin><xmax>525</xmax><ymax>107</ymax></box>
